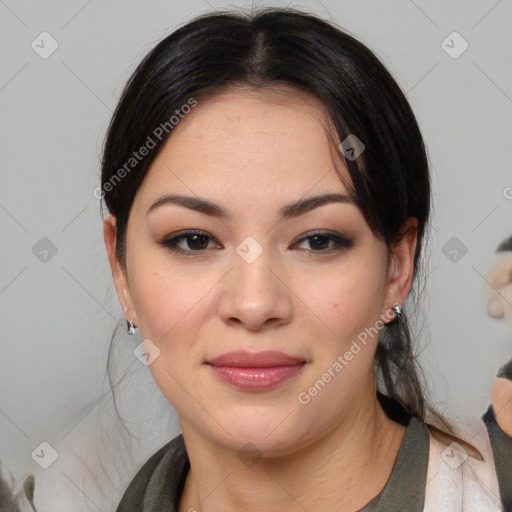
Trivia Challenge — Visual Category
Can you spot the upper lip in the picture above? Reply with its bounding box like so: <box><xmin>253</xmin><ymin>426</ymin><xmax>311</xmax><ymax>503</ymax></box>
<box><xmin>206</xmin><ymin>350</ymin><xmax>306</xmax><ymax>368</ymax></box>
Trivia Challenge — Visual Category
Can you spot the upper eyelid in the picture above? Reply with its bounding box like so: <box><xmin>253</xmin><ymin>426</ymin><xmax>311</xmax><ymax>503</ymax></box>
<box><xmin>165</xmin><ymin>229</ymin><xmax>347</xmax><ymax>240</ymax></box>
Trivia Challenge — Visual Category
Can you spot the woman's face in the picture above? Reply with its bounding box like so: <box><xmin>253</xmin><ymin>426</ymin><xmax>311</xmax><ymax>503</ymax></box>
<box><xmin>104</xmin><ymin>87</ymin><xmax>416</xmax><ymax>456</ymax></box>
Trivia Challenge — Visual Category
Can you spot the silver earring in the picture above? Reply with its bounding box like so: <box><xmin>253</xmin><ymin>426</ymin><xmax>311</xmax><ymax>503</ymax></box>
<box><xmin>127</xmin><ymin>319</ymin><xmax>137</xmax><ymax>335</ymax></box>
<box><xmin>392</xmin><ymin>303</ymin><xmax>402</xmax><ymax>316</ymax></box>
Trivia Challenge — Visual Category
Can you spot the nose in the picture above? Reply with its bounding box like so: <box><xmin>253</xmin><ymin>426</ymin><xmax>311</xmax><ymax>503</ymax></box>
<box><xmin>217</xmin><ymin>245</ymin><xmax>293</xmax><ymax>331</ymax></box>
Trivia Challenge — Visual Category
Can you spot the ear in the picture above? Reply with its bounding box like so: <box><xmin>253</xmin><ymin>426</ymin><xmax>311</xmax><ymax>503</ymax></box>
<box><xmin>381</xmin><ymin>218</ymin><xmax>418</xmax><ymax>319</ymax></box>
<box><xmin>103</xmin><ymin>214</ymin><xmax>138</xmax><ymax>326</ymax></box>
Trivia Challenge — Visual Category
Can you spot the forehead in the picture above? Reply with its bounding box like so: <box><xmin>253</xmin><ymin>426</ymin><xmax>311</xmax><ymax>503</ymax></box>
<box><xmin>135</xmin><ymin>86</ymin><xmax>352</xmax><ymax>207</ymax></box>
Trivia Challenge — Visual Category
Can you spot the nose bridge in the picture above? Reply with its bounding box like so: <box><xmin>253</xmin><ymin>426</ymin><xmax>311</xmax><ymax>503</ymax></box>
<box><xmin>233</xmin><ymin>235</ymin><xmax>279</xmax><ymax>303</ymax></box>
<box><xmin>218</xmin><ymin>235</ymin><xmax>292</xmax><ymax>328</ymax></box>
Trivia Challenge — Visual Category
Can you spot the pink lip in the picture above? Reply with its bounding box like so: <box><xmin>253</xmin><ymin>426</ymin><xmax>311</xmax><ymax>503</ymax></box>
<box><xmin>206</xmin><ymin>350</ymin><xmax>305</xmax><ymax>367</ymax></box>
<box><xmin>205</xmin><ymin>350</ymin><xmax>307</xmax><ymax>391</ymax></box>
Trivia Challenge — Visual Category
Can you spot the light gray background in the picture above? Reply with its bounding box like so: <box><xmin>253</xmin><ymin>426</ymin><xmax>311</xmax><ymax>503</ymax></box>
<box><xmin>1</xmin><ymin>0</ymin><xmax>511</xmax><ymax>509</ymax></box>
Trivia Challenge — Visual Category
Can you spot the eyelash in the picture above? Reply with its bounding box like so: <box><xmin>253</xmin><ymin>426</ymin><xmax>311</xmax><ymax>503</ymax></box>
<box><xmin>159</xmin><ymin>230</ymin><xmax>353</xmax><ymax>257</ymax></box>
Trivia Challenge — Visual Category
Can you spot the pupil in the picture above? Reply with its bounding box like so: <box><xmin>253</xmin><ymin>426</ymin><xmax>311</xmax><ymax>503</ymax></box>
<box><xmin>188</xmin><ymin>234</ymin><xmax>207</xmax><ymax>250</ymax></box>
<box><xmin>310</xmin><ymin>235</ymin><xmax>328</xmax><ymax>250</ymax></box>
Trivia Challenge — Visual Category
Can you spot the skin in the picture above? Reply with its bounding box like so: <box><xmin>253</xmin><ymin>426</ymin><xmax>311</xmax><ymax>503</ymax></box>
<box><xmin>486</xmin><ymin>251</ymin><xmax>512</xmax><ymax>436</ymax></box>
<box><xmin>104</xmin><ymin>86</ymin><xmax>419</xmax><ymax>511</ymax></box>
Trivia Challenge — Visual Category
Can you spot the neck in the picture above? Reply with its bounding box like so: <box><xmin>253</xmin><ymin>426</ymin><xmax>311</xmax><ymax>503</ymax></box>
<box><xmin>179</xmin><ymin>387</ymin><xmax>407</xmax><ymax>512</ymax></box>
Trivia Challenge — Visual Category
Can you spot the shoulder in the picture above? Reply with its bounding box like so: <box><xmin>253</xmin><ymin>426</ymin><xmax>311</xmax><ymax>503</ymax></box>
<box><xmin>423</xmin><ymin>416</ymin><xmax>504</xmax><ymax>512</ymax></box>
<box><xmin>116</xmin><ymin>433</ymin><xmax>188</xmax><ymax>512</ymax></box>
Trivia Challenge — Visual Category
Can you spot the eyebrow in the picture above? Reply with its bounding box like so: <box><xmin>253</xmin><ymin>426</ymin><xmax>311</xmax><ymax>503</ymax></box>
<box><xmin>146</xmin><ymin>193</ymin><xmax>354</xmax><ymax>221</ymax></box>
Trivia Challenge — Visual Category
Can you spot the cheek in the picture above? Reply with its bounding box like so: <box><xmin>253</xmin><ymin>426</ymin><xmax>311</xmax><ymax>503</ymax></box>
<box><xmin>128</xmin><ymin>257</ymin><xmax>214</xmax><ymax>404</ymax></box>
<box><xmin>126</xmin><ymin>250</ymin><xmax>218</xmax><ymax>386</ymax></box>
<box><xmin>128</xmin><ymin>244</ymin><xmax>210</xmax><ymax>334</ymax></box>
<box><xmin>308</xmin><ymin>257</ymin><xmax>388</xmax><ymax>344</ymax></box>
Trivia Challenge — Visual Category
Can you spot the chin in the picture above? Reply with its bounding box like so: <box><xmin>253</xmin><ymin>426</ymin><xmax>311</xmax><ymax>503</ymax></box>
<box><xmin>223</xmin><ymin>431</ymin><xmax>308</xmax><ymax>460</ymax></box>
<box><xmin>231</xmin><ymin>414</ymin><xmax>326</xmax><ymax>458</ymax></box>
<box><xmin>196</xmin><ymin>412</ymin><xmax>302</xmax><ymax>454</ymax></box>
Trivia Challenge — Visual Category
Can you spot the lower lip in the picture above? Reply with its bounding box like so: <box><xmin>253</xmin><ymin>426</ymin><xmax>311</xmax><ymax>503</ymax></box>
<box><xmin>206</xmin><ymin>363</ymin><xmax>306</xmax><ymax>390</ymax></box>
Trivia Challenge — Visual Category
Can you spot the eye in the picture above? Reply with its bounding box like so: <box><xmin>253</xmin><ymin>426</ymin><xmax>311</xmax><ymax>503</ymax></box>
<box><xmin>292</xmin><ymin>231</ymin><xmax>353</xmax><ymax>254</ymax></box>
<box><xmin>159</xmin><ymin>230</ymin><xmax>220</xmax><ymax>256</ymax></box>
<box><xmin>159</xmin><ymin>229</ymin><xmax>353</xmax><ymax>256</ymax></box>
